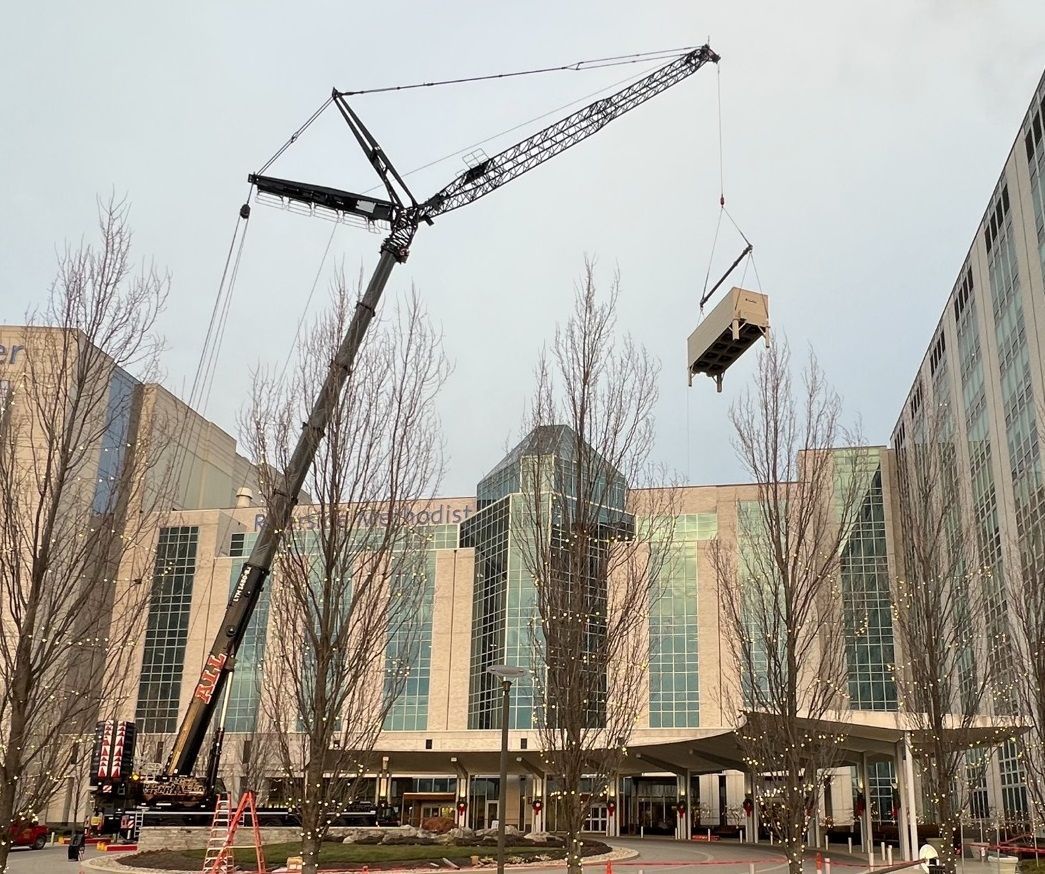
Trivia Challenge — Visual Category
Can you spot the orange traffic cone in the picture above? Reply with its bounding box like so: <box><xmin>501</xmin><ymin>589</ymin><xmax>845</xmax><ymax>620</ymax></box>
<box><xmin>605</xmin><ymin>861</ymin><xmax>614</xmax><ymax>874</ymax></box>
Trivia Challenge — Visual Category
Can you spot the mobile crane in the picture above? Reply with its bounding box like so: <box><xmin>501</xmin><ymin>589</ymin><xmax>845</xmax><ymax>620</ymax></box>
<box><xmin>100</xmin><ymin>42</ymin><xmax>720</xmax><ymax>813</ymax></box>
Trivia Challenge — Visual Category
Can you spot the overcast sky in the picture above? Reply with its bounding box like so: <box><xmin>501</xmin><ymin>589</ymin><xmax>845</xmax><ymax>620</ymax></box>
<box><xmin>2</xmin><ymin>2</ymin><xmax>1043</xmax><ymax>496</ymax></box>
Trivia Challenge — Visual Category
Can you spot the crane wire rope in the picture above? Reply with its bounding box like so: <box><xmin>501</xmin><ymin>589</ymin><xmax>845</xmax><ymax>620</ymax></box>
<box><xmin>336</xmin><ymin>46</ymin><xmax>699</xmax><ymax>96</ymax></box>
<box><xmin>258</xmin><ymin>96</ymin><xmax>335</xmax><ymax>176</ymax></box>
<box><xmin>698</xmin><ymin>61</ymin><xmax>755</xmax><ymax>314</ymax></box>
<box><xmin>169</xmin><ymin>199</ymin><xmax>257</xmax><ymax>666</ymax></box>
<box><xmin>278</xmin><ymin>221</ymin><xmax>339</xmax><ymax>387</ymax></box>
<box><xmin>354</xmin><ymin>59</ymin><xmax>669</xmax><ymax>198</ymax></box>
<box><xmin>200</xmin><ymin>217</ymin><xmax>252</xmax><ymax>420</ymax></box>
<box><xmin>167</xmin><ymin>199</ymin><xmax>252</xmax><ymax>512</ymax></box>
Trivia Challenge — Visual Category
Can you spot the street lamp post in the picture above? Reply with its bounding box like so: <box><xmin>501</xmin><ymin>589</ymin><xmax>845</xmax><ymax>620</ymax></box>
<box><xmin>488</xmin><ymin>665</ymin><xmax>528</xmax><ymax>874</ymax></box>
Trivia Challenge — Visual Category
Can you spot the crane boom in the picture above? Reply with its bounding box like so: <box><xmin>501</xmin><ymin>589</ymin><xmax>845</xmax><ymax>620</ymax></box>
<box><xmin>159</xmin><ymin>43</ymin><xmax>719</xmax><ymax>796</ymax></box>
<box><xmin>421</xmin><ymin>44</ymin><xmax>718</xmax><ymax>219</ymax></box>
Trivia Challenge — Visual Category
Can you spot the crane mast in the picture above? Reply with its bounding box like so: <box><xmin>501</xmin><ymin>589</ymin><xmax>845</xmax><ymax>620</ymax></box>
<box><xmin>159</xmin><ymin>43</ymin><xmax>719</xmax><ymax>795</ymax></box>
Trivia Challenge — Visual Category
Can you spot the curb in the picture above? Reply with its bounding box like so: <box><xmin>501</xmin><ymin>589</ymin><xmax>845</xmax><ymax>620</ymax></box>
<box><xmin>80</xmin><ymin>846</ymin><xmax>638</xmax><ymax>874</ymax></box>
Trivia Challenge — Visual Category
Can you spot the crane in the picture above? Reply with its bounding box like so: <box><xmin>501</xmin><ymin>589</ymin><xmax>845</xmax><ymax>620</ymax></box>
<box><xmin>142</xmin><ymin>42</ymin><xmax>719</xmax><ymax>806</ymax></box>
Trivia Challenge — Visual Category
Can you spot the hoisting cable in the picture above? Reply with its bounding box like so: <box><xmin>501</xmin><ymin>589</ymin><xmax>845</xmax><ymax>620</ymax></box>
<box><xmin>356</xmin><ymin>60</ymin><xmax>667</xmax><ymax>197</ymax></box>
<box><xmin>200</xmin><ymin>212</ymin><xmax>252</xmax><ymax>418</ymax></box>
<box><xmin>699</xmin><ymin>59</ymin><xmax>756</xmax><ymax>312</ymax></box>
<box><xmin>278</xmin><ymin>221</ymin><xmax>339</xmax><ymax>387</ymax></box>
<box><xmin>336</xmin><ymin>46</ymin><xmax>699</xmax><ymax>96</ymax></box>
<box><xmin>169</xmin><ymin>187</ymin><xmax>254</xmax><ymax>510</ymax></box>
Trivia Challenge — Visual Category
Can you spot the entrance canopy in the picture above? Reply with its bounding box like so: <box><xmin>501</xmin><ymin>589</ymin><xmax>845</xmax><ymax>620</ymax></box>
<box><xmin>356</xmin><ymin>711</ymin><xmax>1021</xmax><ymax>778</ymax></box>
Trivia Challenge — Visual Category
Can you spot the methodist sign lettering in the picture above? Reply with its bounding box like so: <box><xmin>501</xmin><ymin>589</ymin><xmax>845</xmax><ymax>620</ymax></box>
<box><xmin>0</xmin><ymin>344</ymin><xmax>26</xmax><ymax>366</ymax></box>
<box><xmin>253</xmin><ymin>502</ymin><xmax>476</xmax><ymax>532</ymax></box>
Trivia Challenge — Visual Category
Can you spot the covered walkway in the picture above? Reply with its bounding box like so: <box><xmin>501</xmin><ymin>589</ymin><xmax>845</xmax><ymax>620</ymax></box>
<box><xmin>355</xmin><ymin>710</ymin><xmax>1019</xmax><ymax>864</ymax></box>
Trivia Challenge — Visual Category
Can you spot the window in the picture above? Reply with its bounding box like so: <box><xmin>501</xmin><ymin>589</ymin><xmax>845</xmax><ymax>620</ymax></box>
<box><xmin>134</xmin><ymin>527</ymin><xmax>199</xmax><ymax>732</ymax></box>
<box><xmin>840</xmin><ymin>455</ymin><xmax>897</xmax><ymax>711</ymax></box>
<box><xmin>648</xmin><ymin>515</ymin><xmax>707</xmax><ymax>728</ymax></box>
<box><xmin>93</xmin><ymin>368</ymin><xmax>138</xmax><ymax>514</ymax></box>
<box><xmin>929</xmin><ymin>330</ymin><xmax>947</xmax><ymax>375</ymax></box>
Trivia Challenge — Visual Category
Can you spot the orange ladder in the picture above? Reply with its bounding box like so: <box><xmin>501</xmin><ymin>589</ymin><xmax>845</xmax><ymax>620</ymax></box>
<box><xmin>201</xmin><ymin>791</ymin><xmax>267</xmax><ymax>874</ymax></box>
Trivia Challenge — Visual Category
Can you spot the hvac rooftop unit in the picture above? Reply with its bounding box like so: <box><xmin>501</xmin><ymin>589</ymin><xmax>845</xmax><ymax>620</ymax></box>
<box><xmin>687</xmin><ymin>286</ymin><xmax>770</xmax><ymax>391</ymax></box>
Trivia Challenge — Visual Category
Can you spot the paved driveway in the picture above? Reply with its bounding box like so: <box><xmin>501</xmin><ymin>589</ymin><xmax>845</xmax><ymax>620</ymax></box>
<box><xmin>5</xmin><ymin>844</ymin><xmax>106</xmax><ymax>874</ymax></box>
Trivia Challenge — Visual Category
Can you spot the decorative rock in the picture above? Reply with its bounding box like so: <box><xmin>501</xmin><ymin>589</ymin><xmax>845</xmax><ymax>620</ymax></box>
<box><xmin>353</xmin><ymin>832</ymin><xmax>384</xmax><ymax>845</ymax></box>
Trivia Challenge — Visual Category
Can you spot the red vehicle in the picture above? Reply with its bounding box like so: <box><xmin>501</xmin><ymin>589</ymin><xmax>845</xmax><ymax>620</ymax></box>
<box><xmin>8</xmin><ymin>821</ymin><xmax>48</xmax><ymax>850</ymax></box>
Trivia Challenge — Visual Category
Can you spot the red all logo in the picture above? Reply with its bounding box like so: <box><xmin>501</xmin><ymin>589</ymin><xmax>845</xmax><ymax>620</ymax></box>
<box><xmin>194</xmin><ymin>653</ymin><xmax>228</xmax><ymax>703</ymax></box>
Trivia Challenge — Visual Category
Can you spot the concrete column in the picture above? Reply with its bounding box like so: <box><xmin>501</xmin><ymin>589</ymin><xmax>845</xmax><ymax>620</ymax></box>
<box><xmin>752</xmin><ymin>774</ymin><xmax>761</xmax><ymax>844</ymax></box>
<box><xmin>456</xmin><ymin>774</ymin><xmax>470</xmax><ymax>827</ymax></box>
<box><xmin>859</xmin><ymin>753</ymin><xmax>873</xmax><ymax>854</ymax></box>
<box><xmin>902</xmin><ymin>733</ymin><xmax>919</xmax><ymax>857</ymax></box>
<box><xmin>894</xmin><ymin>740</ymin><xmax>911</xmax><ymax>861</ymax></box>
<box><xmin>677</xmin><ymin>773</ymin><xmax>691</xmax><ymax>840</ymax></box>
<box><xmin>606</xmin><ymin>775</ymin><xmax>620</xmax><ymax>838</ymax></box>
<box><xmin>743</xmin><ymin>772</ymin><xmax>753</xmax><ymax>844</ymax></box>
<box><xmin>531</xmin><ymin>775</ymin><xmax>545</xmax><ymax>833</ymax></box>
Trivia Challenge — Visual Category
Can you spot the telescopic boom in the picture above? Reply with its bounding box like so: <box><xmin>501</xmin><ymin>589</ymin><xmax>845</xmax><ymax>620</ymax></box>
<box><xmin>162</xmin><ymin>43</ymin><xmax>719</xmax><ymax>785</ymax></box>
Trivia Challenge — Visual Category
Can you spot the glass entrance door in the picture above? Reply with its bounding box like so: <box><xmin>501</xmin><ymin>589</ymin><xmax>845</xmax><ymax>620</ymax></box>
<box><xmin>584</xmin><ymin>804</ymin><xmax>608</xmax><ymax>833</ymax></box>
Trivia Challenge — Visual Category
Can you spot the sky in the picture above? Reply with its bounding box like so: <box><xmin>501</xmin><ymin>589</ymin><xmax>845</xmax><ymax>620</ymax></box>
<box><xmin>2</xmin><ymin>2</ymin><xmax>1044</xmax><ymax>497</ymax></box>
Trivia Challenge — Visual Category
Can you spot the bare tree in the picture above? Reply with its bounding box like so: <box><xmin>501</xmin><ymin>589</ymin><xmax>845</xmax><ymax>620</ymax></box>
<box><xmin>216</xmin><ymin>727</ymin><xmax>278</xmax><ymax>804</ymax></box>
<box><xmin>0</xmin><ymin>197</ymin><xmax>169</xmax><ymax>866</ymax></box>
<box><xmin>708</xmin><ymin>341</ymin><xmax>863</xmax><ymax>874</ymax></box>
<box><xmin>242</xmin><ymin>274</ymin><xmax>447</xmax><ymax>874</ymax></box>
<box><xmin>891</xmin><ymin>398</ymin><xmax>1010</xmax><ymax>872</ymax></box>
<box><xmin>515</xmin><ymin>262</ymin><xmax>678</xmax><ymax>874</ymax></box>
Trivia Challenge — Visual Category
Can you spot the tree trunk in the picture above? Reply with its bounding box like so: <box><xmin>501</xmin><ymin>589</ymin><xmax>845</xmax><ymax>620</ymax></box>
<box><xmin>299</xmin><ymin>751</ymin><xmax>325</xmax><ymax>874</ymax></box>
<box><xmin>565</xmin><ymin>829</ymin><xmax>583</xmax><ymax>874</ymax></box>
<box><xmin>782</xmin><ymin>811</ymin><xmax>806</xmax><ymax>874</ymax></box>
<box><xmin>937</xmin><ymin>797</ymin><xmax>959</xmax><ymax>874</ymax></box>
<box><xmin>563</xmin><ymin>797</ymin><xmax>584</xmax><ymax>874</ymax></box>
<box><xmin>0</xmin><ymin>762</ymin><xmax>18</xmax><ymax>873</ymax></box>
<box><xmin>0</xmin><ymin>673</ymin><xmax>31</xmax><ymax>873</ymax></box>
<box><xmin>300</xmin><ymin>809</ymin><xmax>322</xmax><ymax>874</ymax></box>
<box><xmin>784</xmin><ymin>837</ymin><xmax>805</xmax><ymax>874</ymax></box>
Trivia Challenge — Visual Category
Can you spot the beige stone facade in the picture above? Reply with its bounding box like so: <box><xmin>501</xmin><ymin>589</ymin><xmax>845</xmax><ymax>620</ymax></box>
<box><xmin>90</xmin><ymin>466</ymin><xmax>899</xmax><ymax>843</ymax></box>
<box><xmin>889</xmin><ymin>70</ymin><xmax>1045</xmax><ymax>825</ymax></box>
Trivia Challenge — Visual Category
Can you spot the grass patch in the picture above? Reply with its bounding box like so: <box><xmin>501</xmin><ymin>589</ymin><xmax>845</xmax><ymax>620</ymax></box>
<box><xmin>122</xmin><ymin>839</ymin><xmax>608</xmax><ymax>871</ymax></box>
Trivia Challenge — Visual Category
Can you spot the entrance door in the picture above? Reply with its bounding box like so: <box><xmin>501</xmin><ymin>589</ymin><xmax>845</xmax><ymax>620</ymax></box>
<box><xmin>485</xmin><ymin>800</ymin><xmax>499</xmax><ymax>829</ymax></box>
<box><xmin>584</xmin><ymin>804</ymin><xmax>608</xmax><ymax>833</ymax></box>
